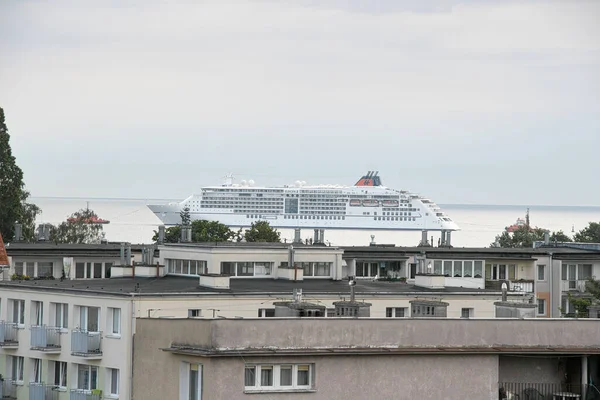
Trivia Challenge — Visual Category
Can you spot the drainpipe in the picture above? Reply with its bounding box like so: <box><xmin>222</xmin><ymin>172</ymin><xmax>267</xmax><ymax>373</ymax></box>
<box><xmin>156</xmin><ymin>262</ymin><xmax>160</xmax><ymax>278</ymax></box>
<box><xmin>130</xmin><ymin>292</ymin><xmax>136</xmax><ymax>400</ymax></box>
<box><xmin>548</xmin><ymin>252</ymin><xmax>553</xmax><ymax>317</ymax></box>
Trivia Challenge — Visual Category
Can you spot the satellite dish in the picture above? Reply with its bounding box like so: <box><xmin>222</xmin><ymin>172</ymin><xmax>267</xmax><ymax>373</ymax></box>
<box><xmin>248</xmin><ymin>180</ymin><xmax>255</xmax><ymax>186</ymax></box>
<box><xmin>240</xmin><ymin>180</ymin><xmax>247</xmax><ymax>186</ymax></box>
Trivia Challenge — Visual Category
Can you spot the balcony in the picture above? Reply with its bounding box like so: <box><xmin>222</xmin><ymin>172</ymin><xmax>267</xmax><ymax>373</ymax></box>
<box><xmin>0</xmin><ymin>321</ymin><xmax>19</xmax><ymax>348</ymax></box>
<box><xmin>71</xmin><ymin>329</ymin><xmax>102</xmax><ymax>358</ymax></box>
<box><xmin>499</xmin><ymin>382</ymin><xmax>591</xmax><ymax>399</ymax></box>
<box><xmin>29</xmin><ymin>383</ymin><xmax>59</xmax><ymax>400</ymax></box>
<box><xmin>561</xmin><ymin>279</ymin><xmax>587</xmax><ymax>292</ymax></box>
<box><xmin>0</xmin><ymin>379</ymin><xmax>17</xmax><ymax>399</ymax></box>
<box><xmin>30</xmin><ymin>326</ymin><xmax>62</xmax><ymax>353</ymax></box>
<box><xmin>508</xmin><ymin>280</ymin><xmax>534</xmax><ymax>293</ymax></box>
<box><xmin>69</xmin><ymin>389</ymin><xmax>102</xmax><ymax>400</ymax></box>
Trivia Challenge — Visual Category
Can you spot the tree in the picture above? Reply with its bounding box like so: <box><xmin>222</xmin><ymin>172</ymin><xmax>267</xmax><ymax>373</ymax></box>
<box><xmin>50</xmin><ymin>208</ymin><xmax>105</xmax><ymax>244</ymax></box>
<box><xmin>573</xmin><ymin>222</ymin><xmax>600</xmax><ymax>243</ymax></box>
<box><xmin>563</xmin><ymin>278</ymin><xmax>600</xmax><ymax>317</ymax></box>
<box><xmin>493</xmin><ymin>226</ymin><xmax>574</xmax><ymax>248</ymax></box>
<box><xmin>0</xmin><ymin>107</ymin><xmax>40</xmax><ymax>241</ymax></box>
<box><xmin>152</xmin><ymin>219</ymin><xmax>235</xmax><ymax>243</ymax></box>
<box><xmin>549</xmin><ymin>230</ymin><xmax>572</xmax><ymax>242</ymax></box>
<box><xmin>244</xmin><ymin>220</ymin><xmax>281</xmax><ymax>243</ymax></box>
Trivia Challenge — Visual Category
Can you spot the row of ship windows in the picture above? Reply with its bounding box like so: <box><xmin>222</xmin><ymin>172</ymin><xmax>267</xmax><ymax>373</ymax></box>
<box><xmin>250</xmin><ymin>215</ymin><xmax>347</xmax><ymax>220</ymax></box>
<box><xmin>375</xmin><ymin>216</ymin><xmax>416</xmax><ymax>221</ymax></box>
<box><xmin>362</xmin><ymin>211</ymin><xmax>412</xmax><ymax>216</ymax></box>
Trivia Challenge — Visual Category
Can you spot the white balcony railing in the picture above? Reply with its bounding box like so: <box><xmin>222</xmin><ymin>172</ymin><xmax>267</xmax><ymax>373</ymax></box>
<box><xmin>30</xmin><ymin>326</ymin><xmax>62</xmax><ymax>351</ymax></box>
<box><xmin>0</xmin><ymin>379</ymin><xmax>18</xmax><ymax>399</ymax></box>
<box><xmin>0</xmin><ymin>321</ymin><xmax>19</xmax><ymax>346</ymax></box>
<box><xmin>71</xmin><ymin>329</ymin><xmax>102</xmax><ymax>357</ymax></box>
<box><xmin>561</xmin><ymin>280</ymin><xmax>587</xmax><ymax>292</ymax></box>
<box><xmin>29</xmin><ymin>383</ymin><xmax>59</xmax><ymax>400</ymax></box>
<box><xmin>509</xmin><ymin>281</ymin><xmax>534</xmax><ymax>293</ymax></box>
<box><xmin>69</xmin><ymin>389</ymin><xmax>102</xmax><ymax>400</ymax></box>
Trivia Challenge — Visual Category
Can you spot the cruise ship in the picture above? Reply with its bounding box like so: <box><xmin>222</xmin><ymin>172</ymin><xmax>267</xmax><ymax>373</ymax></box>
<box><xmin>147</xmin><ymin>172</ymin><xmax>460</xmax><ymax>232</ymax></box>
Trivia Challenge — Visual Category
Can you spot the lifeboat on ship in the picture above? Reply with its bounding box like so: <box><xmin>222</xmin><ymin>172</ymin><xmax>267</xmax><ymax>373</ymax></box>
<box><xmin>362</xmin><ymin>199</ymin><xmax>379</xmax><ymax>207</ymax></box>
<box><xmin>382</xmin><ymin>200</ymin><xmax>399</xmax><ymax>207</ymax></box>
<box><xmin>349</xmin><ymin>199</ymin><xmax>362</xmax><ymax>207</ymax></box>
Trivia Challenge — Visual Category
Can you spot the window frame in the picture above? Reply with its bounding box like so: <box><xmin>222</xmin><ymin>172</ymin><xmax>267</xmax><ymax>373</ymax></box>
<box><xmin>53</xmin><ymin>302</ymin><xmax>69</xmax><ymax>330</ymax></box>
<box><xmin>11</xmin><ymin>299</ymin><xmax>25</xmax><ymax>326</ymax></box>
<box><xmin>537</xmin><ymin>264</ymin><xmax>546</xmax><ymax>281</ymax></box>
<box><xmin>11</xmin><ymin>355</ymin><xmax>25</xmax><ymax>383</ymax></box>
<box><xmin>109</xmin><ymin>368</ymin><xmax>120</xmax><ymax>396</ymax></box>
<box><xmin>108</xmin><ymin>308</ymin><xmax>121</xmax><ymax>336</ymax></box>
<box><xmin>537</xmin><ymin>298</ymin><xmax>546</xmax><ymax>316</ymax></box>
<box><xmin>53</xmin><ymin>361</ymin><xmax>68</xmax><ymax>388</ymax></box>
<box><xmin>244</xmin><ymin>364</ymin><xmax>313</xmax><ymax>392</ymax></box>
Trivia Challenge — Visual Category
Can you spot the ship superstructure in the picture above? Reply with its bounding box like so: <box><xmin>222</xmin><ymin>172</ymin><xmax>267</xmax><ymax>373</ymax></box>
<box><xmin>148</xmin><ymin>172</ymin><xmax>459</xmax><ymax>234</ymax></box>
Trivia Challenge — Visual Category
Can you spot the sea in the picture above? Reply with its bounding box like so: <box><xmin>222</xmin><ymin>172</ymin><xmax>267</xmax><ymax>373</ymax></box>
<box><xmin>29</xmin><ymin>197</ymin><xmax>600</xmax><ymax>248</ymax></box>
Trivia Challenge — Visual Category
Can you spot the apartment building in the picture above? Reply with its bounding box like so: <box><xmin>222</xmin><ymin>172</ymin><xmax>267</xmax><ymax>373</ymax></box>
<box><xmin>132</xmin><ymin>317</ymin><xmax>600</xmax><ymax>400</ymax></box>
<box><xmin>0</xmin><ymin>288</ymin><xmax>132</xmax><ymax>400</ymax></box>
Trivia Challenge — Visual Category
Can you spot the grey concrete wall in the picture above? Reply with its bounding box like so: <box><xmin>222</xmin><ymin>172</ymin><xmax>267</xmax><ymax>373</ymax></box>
<box><xmin>202</xmin><ymin>354</ymin><xmax>499</xmax><ymax>400</ymax></box>
<box><xmin>206</xmin><ymin>318</ymin><xmax>600</xmax><ymax>351</ymax></box>
<box><xmin>499</xmin><ymin>356</ymin><xmax>562</xmax><ymax>383</ymax></box>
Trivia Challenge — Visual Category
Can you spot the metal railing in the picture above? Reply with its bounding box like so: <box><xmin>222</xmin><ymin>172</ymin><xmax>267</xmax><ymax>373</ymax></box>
<box><xmin>0</xmin><ymin>379</ymin><xmax>18</xmax><ymax>399</ymax></box>
<box><xmin>29</xmin><ymin>383</ymin><xmax>59</xmax><ymax>400</ymax></box>
<box><xmin>0</xmin><ymin>321</ymin><xmax>18</xmax><ymax>346</ymax></box>
<box><xmin>561</xmin><ymin>280</ymin><xmax>587</xmax><ymax>292</ymax></box>
<box><xmin>509</xmin><ymin>280</ymin><xmax>535</xmax><ymax>293</ymax></box>
<box><xmin>30</xmin><ymin>326</ymin><xmax>61</xmax><ymax>350</ymax></box>
<box><xmin>499</xmin><ymin>382</ymin><xmax>600</xmax><ymax>399</ymax></box>
<box><xmin>71</xmin><ymin>329</ymin><xmax>102</xmax><ymax>356</ymax></box>
<box><xmin>69</xmin><ymin>389</ymin><xmax>102</xmax><ymax>400</ymax></box>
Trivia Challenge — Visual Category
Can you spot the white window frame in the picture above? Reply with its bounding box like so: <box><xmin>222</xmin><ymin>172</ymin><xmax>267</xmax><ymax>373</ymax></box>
<box><xmin>179</xmin><ymin>362</ymin><xmax>202</xmax><ymax>400</ymax></box>
<box><xmin>53</xmin><ymin>361</ymin><xmax>68</xmax><ymax>388</ymax></box>
<box><xmin>53</xmin><ymin>303</ymin><xmax>69</xmax><ymax>330</ymax></box>
<box><xmin>385</xmin><ymin>307</ymin><xmax>407</xmax><ymax>318</ymax></box>
<box><xmin>537</xmin><ymin>264</ymin><xmax>546</xmax><ymax>281</ymax></box>
<box><xmin>108</xmin><ymin>308</ymin><xmax>121</xmax><ymax>336</ymax></box>
<box><xmin>108</xmin><ymin>368</ymin><xmax>120</xmax><ymax>396</ymax></box>
<box><xmin>79</xmin><ymin>306</ymin><xmax>100</xmax><ymax>332</ymax></box>
<box><xmin>31</xmin><ymin>358</ymin><xmax>42</xmax><ymax>383</ymax></box>
<box><xmin>31</xmin><ymin>301</ymin><xmax>44</xmax><ymax>326</ymax></box>
<box><xmin>11</xmin><ymin>355</ymin><xmax>24</xmax><ymax>383</ymax></box>
<box><xmin>537</xmin><ymin>298</ymin><xmax>546</xmax><ymax>316</ymax></box>
<box><xmin>244</xmin><ymin>364</ymin><xmax>313</xmax><ymax>392</ymax></box>
<box><xmin>77</xmin><ymin>364</ymin><xmax>98</xmax><ymax>391</ymax></box>
<box><xmin>11</xmin><ymin>299</ymin><xmax>25</xmax><ymax>326</ymax></box>
<box><xmin>461</xmin><ymin>308</ymin><xmax>474</xmax><ymax>318</ymax></box>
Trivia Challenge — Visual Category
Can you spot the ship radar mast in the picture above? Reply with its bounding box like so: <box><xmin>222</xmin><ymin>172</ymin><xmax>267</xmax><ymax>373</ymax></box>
<box><xmin>222</xmin><ymin>173</ymin><xmax>234</xmax><ymax>187</ymax></box>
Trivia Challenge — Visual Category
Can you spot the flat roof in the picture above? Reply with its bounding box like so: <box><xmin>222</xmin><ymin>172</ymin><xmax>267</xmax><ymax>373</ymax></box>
<box><xmin>0</xmin><ymin>276</ymin><xmax>506</xmax><ymax>297</ymax></box>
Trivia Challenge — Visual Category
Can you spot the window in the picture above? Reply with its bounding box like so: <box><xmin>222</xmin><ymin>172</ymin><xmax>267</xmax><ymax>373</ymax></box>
<box><xmin>79</xmin><ymin>306</ymin><xmax>100</xmax><ymax>332</ymax></box>
<box><xmin>31</xmin><ymin>301</ymin><xmax>44</xmax><ymax>326</ymax></box>
<box><xmin>244</xmin><ymin>364</ymin><xmax>313</xmax><ymax>391</ymax></box>
<box><xmin>10</xmin><ymin>356</ymin><xmax>24</xmax><ymax>382</ymax></box>
<box><xmin>37</xmin><ymin>262</ymin><xmax>53</xmax><ymax>278</ymax></box>
<box><xmin>461</xmin><ymin>308</ymin><xmax>473</xmax><ymax>318</ymax></box>
<box><xmin>108</xmin><ymin>368</ymin><xmax>119</xmax><ymax>396</ymax></box>
<box><xmin>53</xmin><ymin>361</ymin><xmax>68</xmax><ymax>388</ymax></box>
<box><xmin>180</xmin><ymin>363</ymin><xmax>202</xmax><ymax>400</ymax></box>
<box><xmin>53</xmin><ymin>303</ymin><xmax>69</xmax><ymax>329</ymax></box>
<box><xmin>77</xmin><ymin>364</ymin><xmax>98</xmax><ymax>390</ymax></box>
<box><xmin>258</xmin><ymin>308</ymin><xmax>275</xmax><ymax>318</ymax></box>
<box><xmin>537</xmin><ymin>299</ymin><xmax>546</xmax><ymax>315</ymax></box>
<box><xmin>11</xmin><ymin>299</ymin><xmax>25</xmax><ymax>325</ymax></box>
<box><xmin>14</xmin><ymin>262</ymin><xmax>24</xmax><ymax>275</ymax></box>
<box><xmin>386</xmin><ymin>307</ymin><xmax>407</xmax><ymax>318</ymax></box>
<box><xmin>537</xmin><ymin>265</ymin><xmax>546</xmax><ymax>281</ymax></box>
<box><xmin>109</xmin><ymin>308</ymin><xmax>121</xmax><ymax>335</ymax></box>
<box><xmin>31</xmin><ymin>358</ymin><xmax>42</xmax><ymax>383</ymax></box>
<box><xmin>188</xmin><ymin>309</ymin><xmax>202</xmax><ymax>318</ymax></box>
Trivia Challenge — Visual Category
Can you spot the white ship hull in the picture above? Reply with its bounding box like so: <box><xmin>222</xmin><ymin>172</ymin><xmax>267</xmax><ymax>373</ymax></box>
<box><xmin>148</xmin><ymin>172</ymin><xmax>460</xmax><ymax>232</ymax></box>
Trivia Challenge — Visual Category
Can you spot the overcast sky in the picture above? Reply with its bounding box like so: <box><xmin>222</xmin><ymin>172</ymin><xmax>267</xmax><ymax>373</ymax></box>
<box><xmin>1</xmin><ymin>0</ymin><xmax>598</xmax><ymax>205</ymax></box>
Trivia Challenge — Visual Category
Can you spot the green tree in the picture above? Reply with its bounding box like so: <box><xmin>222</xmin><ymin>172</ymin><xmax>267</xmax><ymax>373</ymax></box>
<box><xmin>0</xmin><ymin>107</ymin><xmax>40</xmax><ymax>241</ymax></box>
<box><xmin>50</xmin><ymin>208</ymin><xmax>105</xmax><ymax>244</ymax></box>
<box><xmin>563</xmin><ymin>278</ymin><xmax>600</xmax><ymax>317</ymax></box>
<box><xmin>549</xmin><ymin>230</ymin><xmax>572</xmax><ymax>242</ymax></box>
<box><xmin>244</xmin><ymin>220</ymin><xmax>281</xmax><ymax>243</ymax></box>
<box><xmin>152</xmin><ymin>220</ymin><xmax>235</xmax><ymax>243</ymax></box>
<box><xmin>180</xmin><ymin>207</ymin><xmax>191</xmax><ymax>225</ymax></box>
<box><xmin>493</xmin><ymin>226</ymin><xmax>575</xmax><ymax>248</ymax></box>
<box><xmin>573</xmin><ymin>222</ymin><xmax>600</xmax><ymax>243</ymax></box>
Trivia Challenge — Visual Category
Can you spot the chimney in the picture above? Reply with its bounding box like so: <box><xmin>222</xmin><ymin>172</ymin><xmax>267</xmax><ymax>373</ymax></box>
<box><xmin>501</xmin><ymin>282</ymin><xmax>508</xmax><ymax>302</ymax></box>
<box><xmin>14</xmin><ymin>223</ymin><xmax>23</xmax><ymax>242</ymax></box>
<box><xmin>293</xmin><ymin>228</ymin><xmax>301</xmax><ymax>244</ymax></box>
<box><xmin>158</xmin><ymin>225</ymin><xmax>165</xmax><ymax>244</ymax></box>
<box><xmin>120</xmin><ymin>243</ymin><xmax>126</xmax><ymax>265</ymax></box>
<box><xmin>544</xmin><ymin>231</ymin><xmax>550</xmax><ymax>245</ymax></box>
<box><xmin>313</xmin><ymin>229</ymin><xmax>319</xmax><ymax>244</ymax></box>
<box><xmin>319</xmin><ymin>229</ymin><xmax>325</xmax><ymax>244</ymax></box>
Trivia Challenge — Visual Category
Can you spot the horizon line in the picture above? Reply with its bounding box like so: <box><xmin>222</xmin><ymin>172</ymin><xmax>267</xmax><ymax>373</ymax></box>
<box><xmin>27</xmin><ymin>195</ymin><xmax>600</xmax><ymax>209</ymax></box>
